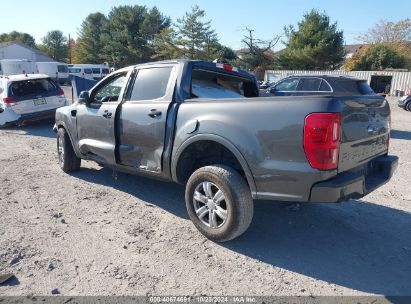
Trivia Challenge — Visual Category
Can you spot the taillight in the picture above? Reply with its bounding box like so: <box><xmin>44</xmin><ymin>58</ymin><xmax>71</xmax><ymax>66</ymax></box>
<box><xmin>303</xmin><ymin>113</ymin><xmax>341</xmax><ymax>170</ymax></box>
<box><xmin>3</xmin><ymin>97</ymin><xmax>17</xmax><ymax>105</ymax></box>
<box><xmin>57</xmin><ymin>88</ymin><xmax>65</xmax><ymax>97</ymax></box>
<box><xmin>216</xmin><ymin>63</ymin><xmax>239</xmax><ymax>72</ymax></box>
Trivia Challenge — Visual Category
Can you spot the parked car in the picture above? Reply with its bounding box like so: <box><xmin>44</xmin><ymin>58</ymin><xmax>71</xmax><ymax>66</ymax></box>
<box><xmin>0</xmin><ymin>74</ymin><xmax>68</xmax><ymax>127</ymax></box>
<box><xmin>54</xmin><ymin>60</ymin><xmax>397</xmax><ymax>242</ymax></box>
<box><xmin>36</xmin><ymin>62</ymin><xmax>69</xmax><ymax>85</ymax></box>
<box><xmin>259</xmin><ymin>80</ymin><xmax>272</xmax><ymax>90</ymax></box>
<box><xmin>0</xmin><ymin>59</ymin><xmax>37</xmax><ymax>76</ymax></box>
<box><xmin>266</xmin><ymin>75</ymin><xmax>375</xmax><ymax>96</ymax></box>
<box><xmin>398</xmin><ymin>95</ymin><xmax>411</xmax><ymax>111</ymax></box>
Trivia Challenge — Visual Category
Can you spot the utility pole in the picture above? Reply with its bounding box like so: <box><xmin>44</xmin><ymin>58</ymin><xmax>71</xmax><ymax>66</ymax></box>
<box><xmin>68</xmin><ymin>34</ymin><xmax>72</xmax><ymax>64</ymax></box>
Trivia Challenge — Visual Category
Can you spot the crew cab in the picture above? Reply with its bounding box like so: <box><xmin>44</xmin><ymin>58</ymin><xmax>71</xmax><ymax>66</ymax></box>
<box><xmin>54</xmin><ymin>60</ymin><xmax>398</xmax><ymax>242</ymax></box>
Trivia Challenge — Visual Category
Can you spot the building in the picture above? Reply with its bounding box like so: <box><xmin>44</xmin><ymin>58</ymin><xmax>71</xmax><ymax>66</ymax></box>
<box><xmin>265</xmin><ymin>70</ymin><xmax>411</xmax><ymax>96</ymax></box>
<box><xmin>0</xmin><ymin>41</ymin><xmax>54</xmax><ymax>62</ymax></box>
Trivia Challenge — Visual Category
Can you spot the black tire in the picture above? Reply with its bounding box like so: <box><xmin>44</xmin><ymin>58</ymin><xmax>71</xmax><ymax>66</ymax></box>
<box><xmin>406</xmin><ymin>102</ymin><xmax>411</xmax><ymax>111</ymax></box>
<box><xmin>57</xmin><ymin>128</ymin><xmax>81</xmax><ymax>173</ymax></box>
<box><xmin>185</xmin><ymin>165</ymin><xmax>253</xmax><ymax>242</ymax></box>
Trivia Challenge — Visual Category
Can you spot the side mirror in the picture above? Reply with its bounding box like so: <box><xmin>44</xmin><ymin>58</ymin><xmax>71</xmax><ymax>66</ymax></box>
<box><xmin>269</xmin><ymin>87</ymin><xmax>277</xmax><ymax>93</ymax></box>
<box><xmin>0</xmin><ymin>107</ymin><xmax>4</xmax><ymax>114</ymax></box>
<box><xmin>78</xmin><ymin>91</ymin><xmax>90</xmax><ymax>104</ymax></box>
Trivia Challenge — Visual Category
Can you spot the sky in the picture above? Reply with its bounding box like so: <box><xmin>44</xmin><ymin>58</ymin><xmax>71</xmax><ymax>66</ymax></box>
<box><xmin>2</xmin><ymin>0</ymin><xmax>411</xmax><ymax>50</ymax></box>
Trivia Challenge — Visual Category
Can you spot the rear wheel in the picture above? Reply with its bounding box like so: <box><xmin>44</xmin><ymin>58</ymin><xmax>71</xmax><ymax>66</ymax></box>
<box><xmin>57</xmin><ymin>128</ymin><xmax>81</xmax><ymax>173</ymax></box>
<box><xmin>185</xmin><ymin>165</ymin><xmax>253</xmax><ymax>242</ymax></box>
<box><xmin>406</xmin><ymin>102</ymin><xmax>411</xmax><ymax>111</ymax></box>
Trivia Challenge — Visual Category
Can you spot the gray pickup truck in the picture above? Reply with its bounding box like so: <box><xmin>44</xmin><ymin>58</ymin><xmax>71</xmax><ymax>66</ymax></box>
<box><xmin>54</xmin><ymin>60</ymin><xmax>398</xmax><ymax>242</ymax></box>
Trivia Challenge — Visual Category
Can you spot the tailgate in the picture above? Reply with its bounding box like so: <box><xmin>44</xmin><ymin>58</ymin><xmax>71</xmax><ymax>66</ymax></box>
<box><xmin>338</xmin><ymin>95</ymin><xmax>390</xmax><ymax>172</ymax></box>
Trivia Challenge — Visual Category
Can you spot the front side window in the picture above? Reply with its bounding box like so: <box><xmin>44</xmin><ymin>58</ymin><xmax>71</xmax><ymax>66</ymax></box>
<box><xmin>92</xmin><ymin>68</ymin><xmax>101</xmax><ymax>74</ymax></box>
<box><xmin>274</xmin><ymin>78</ymin><xmax>300</xmax><ymax>91</ymax></box>
<box><xmin>130</xmin><ymin>67</ymin><xmax>173</xmax><ymax>101</ymax></box>
<box><xmin>93</xmin><ymin>74</ymin><xmax>127</xmax><ymax>103</ymax></box>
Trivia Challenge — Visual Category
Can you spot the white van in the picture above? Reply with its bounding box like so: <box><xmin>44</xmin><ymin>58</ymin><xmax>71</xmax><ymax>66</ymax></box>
<box><xmin>0</xmin><ymin>59</ymin><xmax>38</xmax><ymax>76</ymax></box>
<box><xmin>73</xmin><ymin>64</ymin><xmax>109</xmax><ymax>80</ymax></box>
<box><xmin>36</xmin><ymin>62</ymin><xmax>69</xmax><ymax>85</ymax></box>
<box><xmin>68</xmin><ymin>65</ymin><xmax>94</xmax><ymax>80</ymax></box>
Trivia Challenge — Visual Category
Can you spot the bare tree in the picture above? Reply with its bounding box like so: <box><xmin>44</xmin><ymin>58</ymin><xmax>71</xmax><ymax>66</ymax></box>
<box><xmin>357</xmin><ymin>19</ymin><xmax>411</xmax><ymax>44</ymax></box>
<box><xmin>238</xmin><ymin>27</ymin><xmax>281</xmax><ymax>74</ymax></box>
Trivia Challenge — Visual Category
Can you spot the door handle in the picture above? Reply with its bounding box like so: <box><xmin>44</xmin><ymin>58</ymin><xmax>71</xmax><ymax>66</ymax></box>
<box><xmin>102</xmin><ymin>111</ymin><xmax>112</xmax><ymax>119</ymax></box>
<box><xmin>148</xmin><ymin>109</ymin><xmax>162</xmax><ymax>118</ymax></box>
<box><xmin>71</xmin><ymin>110</ymin><xmax>77</xmax><ymax>117</ymax></box>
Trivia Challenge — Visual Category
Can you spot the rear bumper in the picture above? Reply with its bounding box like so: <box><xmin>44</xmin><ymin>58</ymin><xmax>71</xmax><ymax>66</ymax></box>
<box><xmin>16</xmin><ymin>109</ymin><xmax>57</xmax><ymax>124</ymax></box>
<box><xmin>310</xmin><ymin>155</ymin><xmax>398</xmax><ymax>203</ymax></box>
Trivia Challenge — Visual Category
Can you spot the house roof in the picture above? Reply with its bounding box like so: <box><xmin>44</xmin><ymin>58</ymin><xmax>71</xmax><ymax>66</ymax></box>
<box><xmin>0</xmin><ymin>41</ymin><xmax>55</xmax><ymax>61</ymax></box>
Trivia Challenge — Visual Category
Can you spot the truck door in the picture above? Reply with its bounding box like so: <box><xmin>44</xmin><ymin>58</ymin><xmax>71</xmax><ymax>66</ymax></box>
<box><xmin>118</xmin><ymin>65</ymin><xmax>176</xmax><ymax>172</ymax></box>
<box><xmin>75</xmin><ymin>71</ymin><xmax>129</xmax><ymax>164</ymax></box>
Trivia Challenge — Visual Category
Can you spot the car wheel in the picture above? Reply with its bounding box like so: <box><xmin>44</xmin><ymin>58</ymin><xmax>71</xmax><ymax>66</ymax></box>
<box><xmin>406</xmin><ymin>102</ymin><xmax>411</xmax><ymax>111</ymax></box>
<box><xmin>185</xmin><ymin>165</ymin><xmax>253</xmax><ymax>242</ymax></box>
<box><xmin>57</xmin><ymin>128</ymin><xmax>81</xmax><ymax>173</ymax></box>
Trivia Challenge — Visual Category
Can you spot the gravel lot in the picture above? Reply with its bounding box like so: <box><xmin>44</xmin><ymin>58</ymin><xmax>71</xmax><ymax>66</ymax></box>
<box><xmin>0</xmin><ymin>95</ymin><xmax>410</xmax><ymax>296</ymax></box>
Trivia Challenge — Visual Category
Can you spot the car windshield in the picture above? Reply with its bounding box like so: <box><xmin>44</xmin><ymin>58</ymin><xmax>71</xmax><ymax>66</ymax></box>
<box><xmin>9</xmin><ymin>78</ymin><xmax>58</xmax><ymax>97</ymax></box>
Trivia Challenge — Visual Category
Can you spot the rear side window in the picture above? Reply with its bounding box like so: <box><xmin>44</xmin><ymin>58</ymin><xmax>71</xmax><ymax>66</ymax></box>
<box><xmin>130</xmin><ymin>67</ymin><xmax>173</xmax><ymax>101</ymax></box>
<box><xmin>57</xmin><ymin>65</ymin><xmax>68</xmax><ymax>73</ymax></box>
<box><xmin>298</xmin><ymin>78</ymin><xmax>322</xmax><ymax>91</ymax></box>
<box><xmin>92</xmin><ymin>68</ymin><xmax>101</xmax><ymax>74</ymax></box>
<box><xmin>84</xmin><ymin>68</ymin><xmax>92</xmax><ymax>74</ymax></box>
<box><xmin>9</xmin><ymin>78</ymin><xmax>57</xmax><ymax>97</ymax></box>
<box><xmin>330</xmin><ymin>79</ymin><xmax>375</xmax><ymax>95</ymax></box>
<box><xmin>319</xmin><ymin>80</ymin><xmax>332</xmax><ymax>92</ymax></box>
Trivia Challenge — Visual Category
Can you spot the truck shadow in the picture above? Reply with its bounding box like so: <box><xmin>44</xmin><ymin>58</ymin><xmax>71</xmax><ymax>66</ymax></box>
<box><xmin>391</xmin><ymin>129</ymin><xmax>411</xmax><ymax>140</ymax></box>
<box><xmin>73</xmin><ymin>166</ymin><xmax>411</xmax><ymax>296</ymax></box>
<box><xmin>1</xmin><ymin>119</ymin><xmax>55</xmax><ymax>139</ymax></box>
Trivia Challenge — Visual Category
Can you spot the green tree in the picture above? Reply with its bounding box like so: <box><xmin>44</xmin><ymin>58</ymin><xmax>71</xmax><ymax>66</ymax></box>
<box><xmin>0</xmin><ymin>31</ymin><xmax>37</xmax><ymax>48</ymax></box>
<box><xmin>152</xmin><ymin>27</ymin><xmax>182</xmax><ymax>60</ymax></box>
<box><xmin>278</xmin><ymin>9</ymin><xmax>345</xmax><ymax>70</ymax></box>
<box><xmin>73</xmin><ymin>12</ymin><xmax>108</xmax><ymax>63</ymax></box>
<box><xmin>39</xmin><ymin>30</ymin><xmax>68</xmax><ymax>62</ymax></box>
<box><xmin>175</xmin><ymin>5</ymin><xmax>217</xmax><ymax>59</ymax></box>
<box><xmin>343</xmin><ymin>43</ymin><xmax>411</xmax><ymax>71</ymax></box>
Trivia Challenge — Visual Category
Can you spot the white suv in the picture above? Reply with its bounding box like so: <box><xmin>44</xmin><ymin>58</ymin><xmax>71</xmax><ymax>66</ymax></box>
<box><xmin>0</xmin><ymin>74</ymin><xmax>68</xmax><ymax>127</ymax></box>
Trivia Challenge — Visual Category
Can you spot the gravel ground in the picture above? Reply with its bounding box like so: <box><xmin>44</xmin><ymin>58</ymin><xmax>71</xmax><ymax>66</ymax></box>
<box><xmin>0</xmin><ymin>95</ymin><xmax>410</xmax><ymax>296</ymax></box>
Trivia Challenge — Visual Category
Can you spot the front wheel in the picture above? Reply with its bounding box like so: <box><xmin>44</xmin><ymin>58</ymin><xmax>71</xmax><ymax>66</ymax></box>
<box><xmin>406</xmin><ymin>102</ymin><xmax>411</xmax><ymax>111</ymax></box>
<box><xmin>57</xmin><ymin>128</ymin><xmax>81</xmax><ymax>173</ymax></box>
<box><xmin>185</xmin><ymin>165</ymin><xmax>253</xmax><ymax>242</ymax></box>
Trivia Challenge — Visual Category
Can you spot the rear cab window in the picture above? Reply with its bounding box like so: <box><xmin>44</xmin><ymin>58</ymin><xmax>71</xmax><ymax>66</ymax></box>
<box><xmin>8</xmin><ymin>78</ymin><xmax>59</xmax><ymax>99</ymax></box>
<box><xmin>190</xmin><ymin>68</ymin><xmax>257</xmax><ymax>99</ymax></box>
